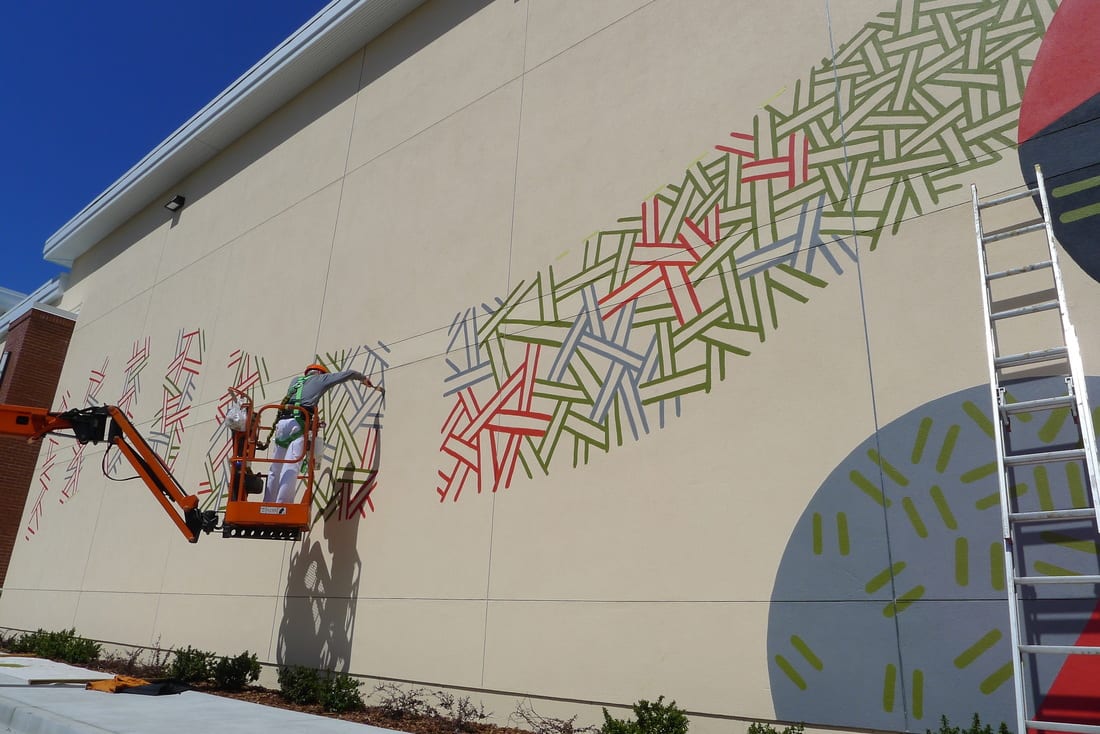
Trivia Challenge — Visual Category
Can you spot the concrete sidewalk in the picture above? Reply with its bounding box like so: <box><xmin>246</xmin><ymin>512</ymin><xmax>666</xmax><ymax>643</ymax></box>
<box><xmin>0</xmin><ymin>658</ymin><xmax>386</xmax><ymax>733</ymax></box>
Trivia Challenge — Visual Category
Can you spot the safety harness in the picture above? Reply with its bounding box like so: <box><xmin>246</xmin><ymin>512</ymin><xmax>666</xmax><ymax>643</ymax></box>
<box><xmin>274</xmin><ymin>376</ymin><xmax>310</xmax><ymax>448</ymax></box>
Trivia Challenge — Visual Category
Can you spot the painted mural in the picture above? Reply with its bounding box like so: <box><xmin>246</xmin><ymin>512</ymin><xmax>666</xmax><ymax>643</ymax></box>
<box><xmin>438</xmin><ymin>0</ymin><xmax>1056</xmax><ymax>502</ymax></box>
<box><xmin>1017</xmin><ymin>0</ymin><xmax>1100</xmax><ymax>279</ymax></box>
<box><xmin>436</xmin><ymin>0</ymin><xmax>1097</xmax><ymax>728</ymax></box>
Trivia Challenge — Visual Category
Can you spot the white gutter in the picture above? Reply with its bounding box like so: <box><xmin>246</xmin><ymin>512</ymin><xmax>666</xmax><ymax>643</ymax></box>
<box><xmin>0</xmin><ymin>278</ymin><xmax>69</xmax><ymax>341</ymax></box>
<box><xmin>44</xmin><ymin>0</ymin><xmax>427</xmax><ymax>266</ymax></box>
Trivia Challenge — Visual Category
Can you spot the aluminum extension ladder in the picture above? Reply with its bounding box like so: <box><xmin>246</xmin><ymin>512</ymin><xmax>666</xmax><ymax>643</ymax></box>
<box><xmin>972</xmin><ymin>164</ymin><xmax>1100</xmax><ymax>734</ymax></box>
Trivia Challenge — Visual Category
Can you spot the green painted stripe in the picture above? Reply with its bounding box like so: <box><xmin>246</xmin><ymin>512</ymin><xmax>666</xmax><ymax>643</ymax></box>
<box><xmin>962</xmin><ymin>401</ymin><xmax>994</xmax><ymax>438</ymax></box>
<box><xmin>791</xmin><ymin>636</ymin><xmax>823</xmax><ymax>671</ymax></box>
<box><xmin>902</xmin><ymin>497</ymin><xmax>928</xmax><ymax>538</ymax></box>
<box><xmin>990</xmin><ymin>543</ymin><xmax>1005</xmax><ymax>591</ymax></box>
<box><xmin>955</xmin><ymin>537</ymin><xmax>969</xmax><ymax>587</ymax></box>
<box><xmin>935</xmin><ymin>424</ymin><xmax>960</xmax><ymax>473</ymax></box>
<box><xmin>837</xmin><ymin>513</ymin><xmax>850</xmax><ymax>556</ymax></box>
<box><xmin>775</xmin><ymin>655</ymin><xmax>807</xmax><ymax>690</ymax></box>
<box><xmin>812</xmin><ymin>513</ymin><xmax>823</xmax><ymax>556</ymax></box>
<box><xmin>1061</xmin><ymin>202</ymin><xmax>1100</xmax><ymax>224</ymax></box>
<box><xmin>1066</xmin><ymin>462</ymin><xmax>1087</xmax><ymax>508</ymax></box>
<box><xmin>866</xmin><ymin>562</ymin><xmax>905</xmax><ymax>594</ymax></box>
<box><xmin>1003</xmin><ymin>391</ymin><xmax>1033</xmax><ymax>423</ymax></box>
<box><xmin>883</xmin><ymin>663</ymin><xmax>897</xmax><ymax>712</ymax></box>
<box><xmin>912</xmin><ymin>669</ymin><xmax>924</xmax><ymax>720</ymax></box>
<box><xmin>869</xmin><ymin>448</ymin><xmax>909</xmax><ymax>486</ymax></box>
<box><xmin>1038</xmin><ymin>408</ymin><xmax>1069</xmax><ymax>443</ymax></box>
<box><xmin>954</xmin><ymin>629</ymin><xmax>1002</xmax><ymax>669</ymax></box>
<box><xmin>980</xmin><ymin>663</ymin><xmax>1014</xmax><ymax>695</ymax></box>
<box><xmin>883</xmin><ymin>585</ymin><xmax>924</xmax><ymax>617</ymax></box>
<box><xmin>1038</xmin><ymin>531</ymin><xmax>1098</xmax><ymax>555</ymax></box>
<box><xmin>930</xmin><ymin>485</ymin><xmax>957</xmax><ymax>530</ymax></box>
<box><xmin>1035</xmin><ymin>465</ymin><xmax>1053</xmax><ymax>512</ymax></box>
<box><xmin>1052</xmin><ymin>173</ymin><xmax>1100</xmax><ymax>198</ymax></box>
<box><xmin>851</xmin><ymin>470</ymin><xmax>891</xmax><ymax>507</ymax></box>
<box><xmin>1033</xmin><ymin>560</ymin><xmax>1079</xmax><ymax>576</ymax></box>
<box><xmin>961</xmin><ymin>463</ymin><xmax>997</xmax><ymax>483</ymax></box>
<box><xmin>912</xmin><ymin>417</ymin><xmax>933</xmax><ymax>464</ymax></box>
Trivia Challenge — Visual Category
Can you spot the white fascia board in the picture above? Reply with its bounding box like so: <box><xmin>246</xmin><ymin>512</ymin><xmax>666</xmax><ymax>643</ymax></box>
<box><xmin>43</xmin><ymin>0</ymin><xmax>427</xmax><ymax>267</ymax></box>
<box><xmin>0</xmin><ymin>277</ymin><xmax>69</xmax><ymax>341</ymax></box>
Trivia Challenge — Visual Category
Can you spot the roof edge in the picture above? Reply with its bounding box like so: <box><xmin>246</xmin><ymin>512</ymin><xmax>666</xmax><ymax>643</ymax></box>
<box><xmin>43</xmin><ymin>0</ymin><xmax>424</xmax><ymax>266</ymax></box>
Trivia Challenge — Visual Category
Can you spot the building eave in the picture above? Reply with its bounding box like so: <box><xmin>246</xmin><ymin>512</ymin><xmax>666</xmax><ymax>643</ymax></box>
<box><xmin>43</xmin><ymin>0</ymin><xmax>426</xmax><ymax>267</ymax></box>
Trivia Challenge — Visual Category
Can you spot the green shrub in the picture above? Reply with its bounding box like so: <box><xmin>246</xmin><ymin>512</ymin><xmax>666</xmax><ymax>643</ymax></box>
<box><xmin>167</xmin><ymin>646</ymin><xmax>215</xmax><ymax>683</ymax></box>
<box><xmin>320</xmin><ymin>673</ymin><xmax>364</xmax><ymax>713</ymax></box>
<box><xmin>212</xmin><ymin>651</ymin><xmax>261</xmax><ymax>691</ymax></box>
<box><xmin>278</xmin><ymin>665</ymin><xmax>323</xmax><ymax>705</ymax></box>
<box><xmin>748</xmin><ymin>723</ymin><xmax>804</xmax><ymax>734</ymax></box>
<box><xmin>926</xmin><ymin>714</ymin><xmax>1011</xmax><ymax>734</ymax></box>
<box><xmin>601</xmin><ymin>697</ymin><xmax>689</xmax><ymax>734</ymax></box>
<box><xmin>9</xmin><ymin>629</ymin><xmax>101</xmax><ymax>665</ymax></box>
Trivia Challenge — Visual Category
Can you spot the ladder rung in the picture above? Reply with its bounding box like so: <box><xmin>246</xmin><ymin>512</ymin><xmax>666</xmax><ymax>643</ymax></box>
<box><xmin>1015</xmin><ymin>574</ymin><xmax>1100</xmax><ymax>585</ymax></box>
<box><xmin>987</xmin><ymin>260</ymin><xmax>1053</xmax><ymax>280</ymax></box>
<box><xmin>1025</xmin><ymin>721</ymin><xmax>1100</xmax><ymax>734</ymax></box>
<box><xmin>1002</xmin><ymin>394</ymin><xmax>1076</xmax><ymax>415</ymax></box>
<box><xmin>991</xmin><ymin>300</ymin><xmax>1060</xmax><ymax>320</ymax></box>
<box><xmin>978</xmin><ymin>188</ymin><xmax>1038</xmax><ymax>209</ymax></box>
<box><xmin>1019</xmin><ymin>644</ymin><xmax>1100</xmax><ymax>655</ymax></box>
<box><xmin>982</xmin><ymin>218</ymin><xmax>1046</xmax><ymax>242</ymax></box>
<box><xmin>1010</xmin><ymin>507</ymin><xmax>1097</xmax><ymax>523</ymax></box>
<box><xmin>995</xmin><ymin>346</ymin><xmax>1068</xmax><ymax>368</ymax></box>
<box><xmin>1003</xmin><ymin>448</ymin><xmax>1085</xmax><ymax>467</ymax></box>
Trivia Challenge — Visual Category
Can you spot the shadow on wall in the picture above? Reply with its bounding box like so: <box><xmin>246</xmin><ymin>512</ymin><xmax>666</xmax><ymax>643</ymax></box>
<box><xmin>276</xmin><ymin>461</ymin><xmax>371</xmax><ymax>672</ymax></box>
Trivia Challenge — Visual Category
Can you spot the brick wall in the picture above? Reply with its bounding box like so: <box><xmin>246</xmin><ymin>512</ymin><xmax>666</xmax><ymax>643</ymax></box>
<box><xmin>0</xmin><ymin>307</ymin><xmax>75</xmax><ymax>586</ymax></box>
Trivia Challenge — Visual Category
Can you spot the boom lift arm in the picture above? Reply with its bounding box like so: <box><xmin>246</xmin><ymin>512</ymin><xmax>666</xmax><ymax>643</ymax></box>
<box><xmin>0</xmin><ymin>404</ymin><xmax>218</xmax><ymax>543</ymax></box>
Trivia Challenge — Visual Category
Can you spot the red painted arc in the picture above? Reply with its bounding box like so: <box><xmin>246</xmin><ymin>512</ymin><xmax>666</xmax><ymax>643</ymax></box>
<box><xmin>1018</xmin><ymin>0</ymin><xmax>1100</xmax><ymax>143</ymax></box>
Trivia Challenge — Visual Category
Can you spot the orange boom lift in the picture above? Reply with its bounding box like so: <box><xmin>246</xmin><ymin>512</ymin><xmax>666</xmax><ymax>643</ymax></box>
<box><xmin>0</xmin><ymin>390</ymin><xmax>330</xmax><ymax>543</ymax></box>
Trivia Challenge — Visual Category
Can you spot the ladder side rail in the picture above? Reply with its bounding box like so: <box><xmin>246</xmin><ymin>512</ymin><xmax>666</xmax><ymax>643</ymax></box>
<box><xmin>1034</xmin><ymin>165</ymin><xmax>1100</xmax><ymax>523</ymax></box>
<box><xmin>971</xmin><ymin>184</ymin><xmax>1029</xmax><ymax>734</ymax></box>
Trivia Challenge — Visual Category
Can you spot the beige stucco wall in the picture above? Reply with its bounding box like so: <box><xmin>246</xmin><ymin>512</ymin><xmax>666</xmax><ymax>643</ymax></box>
<box><xmin>4</xmin><ymin>1</ymin><xmax>1096</xmax><ymax>732</ymax></box>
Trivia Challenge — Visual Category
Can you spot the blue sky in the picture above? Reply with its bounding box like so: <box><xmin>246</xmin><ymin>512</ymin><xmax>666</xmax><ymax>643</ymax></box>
<box><xmin>1</xmin><ymin>1</ymin><xmax>331</xmax><ymax>297</ymax></box>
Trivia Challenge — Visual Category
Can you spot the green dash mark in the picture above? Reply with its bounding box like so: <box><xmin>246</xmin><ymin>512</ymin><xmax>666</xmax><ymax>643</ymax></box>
<box><xmin>912</xmin><ymin>669</ymin><xmax>924</xmax><ymax>720</ymax></box>
<box><xmin>775</xmin><ymin>655</ymin><xmax>807</xmax><ymax>690</ymax></box>
<box><xmin>866</xmin><ymin>562</ymin><xmax>906</xmax><ymax>593</ymax></box>
<box><xmin>955</xmin><ymin>537</ymin><xmax>969</xmax><ymax>587</ymax></box>
<box><xmin>1038</xmin><ymin>408</ymin><xmax>1069</xmax><ymax>443</ymax></box>
<box><xmin>869</xmin><ymin>448</ymin><xmax>909</xmax><ymax>486</ymax></box>
<box><xmin>883</xmin><ymin>585</ymin><xmax>924</xmax><ymax>617</ymax></box>
<box><xmin>1066</xmin><ymin>463</ymin><xmax>1087</xmax><ymax>508</ymax></box>
<box><xmin>980</xmin><ymin>663</ymin><xmax>1014</xmax><ymax>694</ymax></box>
<box><xmin>813</xmin><ymin>513</ymin><xmax>823</xmax><ymax>555</ymax></box>
<box><xmin>954</xmin><ymin>629</ymin><xmax>1002</xmax><ymax>669</ymax></box>
<box><xmin>902</xmin><ymin>497</ymin><xmax>928</xmax><ymax>538</ymax></box>
<box><xmin>1034</xmin><ymin>560</ymin><xmax>1080</xmax><ymax>576</ymax></box>
<box><xmin>1003</xmin><ymin>391</ymin><xmax>1033</xmax><ymax>423</ymax></box>
<box><xmin>935</xmin><ymin>424</ymin><xmax>960</xmax><ymax>474</ymax></box>
<box><xmin>990</xmin><ymin>543</ymin><xmax>1005</xmax><ymax>591</ymax></box>
<box><xmin>851</xmin><ymin>470</ymin><xmax>891</xmax><ymax>507</ymax></box>
<box><xmin>1038</xmin><ymin>531</ymin><xmax>1098</xmax><ymax>554</ymax></box>
<box><xmin>961</xmin><ymin>462</ymin><xmax>997</xmax><ymax>483</ymax></box>
<box><xmin>1035</xmin><ymin>465</ymin><xmax>1053</xmax><ymax>511</ymax></box>
<box><xmin>1052</xmin><ymin>173</ymin><xmax>1100</xmax><ymax>198</ymax></box>
<box><xmin>962</xmin><ymin>401</ymin><xmax>994</xmax><ymax>438</ymax></box>
<box><xmin>1060</xmin><ymin>203</ymin><xmax>1100</xmax><ymax>224</ymax></box>
<box><xmin>930</xmin><ymin>486</ymin><xmax>957</xmax><ymax>530</ymax></box>
<box><xmin>791</xmin><ymin>635</ymin><xmax>823</xmax><ymax>671</ymax></box>
<box><xmin>912</xmin><ymin>417</ymin><xmax>933</xmax><ymax>464</ymax></box>
<box><xmin>837</xmin><ymin>513</ymin><xmax>850</xmax><ymax>556</ymax></box>
<box><xmin>883</xmin><ymin>663</ymin><xmax>897</xmax><ymax>712</ymax></box>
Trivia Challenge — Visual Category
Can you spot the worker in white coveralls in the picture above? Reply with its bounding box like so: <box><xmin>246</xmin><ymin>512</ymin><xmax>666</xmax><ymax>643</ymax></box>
<box><xmin>266</xmin><ymin>362</ymin><xmax>376</xmax><ymax>504</ymax></box>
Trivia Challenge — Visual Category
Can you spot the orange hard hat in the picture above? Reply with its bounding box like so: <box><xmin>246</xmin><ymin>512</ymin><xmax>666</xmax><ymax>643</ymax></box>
<box><xmin>304</xmin><ymin>363</ymin><xmax>328</xmax><ymax>374</ymax></box>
